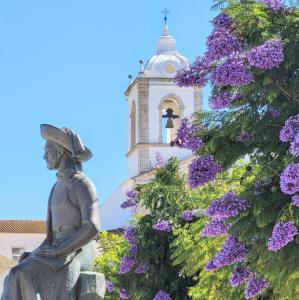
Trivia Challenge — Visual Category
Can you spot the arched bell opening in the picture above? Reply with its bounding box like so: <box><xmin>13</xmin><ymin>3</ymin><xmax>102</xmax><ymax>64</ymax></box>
<box><xmin>158</xmin><ymin>97</ymin><xmax>183</xmax><ymax>144</ymax></box>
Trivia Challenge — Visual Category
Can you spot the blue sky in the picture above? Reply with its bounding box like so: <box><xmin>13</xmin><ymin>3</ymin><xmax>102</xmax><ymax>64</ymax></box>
<box><xmin>0</xmin><ymin>0</ymin><xmax>215</xmax><ymax>220</ymax></box>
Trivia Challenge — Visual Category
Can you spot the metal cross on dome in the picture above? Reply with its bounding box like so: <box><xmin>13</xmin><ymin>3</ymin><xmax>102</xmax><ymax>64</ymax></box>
<box><xmin>161</xmin><ymin>8</ymin><xmax>170</xmax><ymax>24</ymax></box>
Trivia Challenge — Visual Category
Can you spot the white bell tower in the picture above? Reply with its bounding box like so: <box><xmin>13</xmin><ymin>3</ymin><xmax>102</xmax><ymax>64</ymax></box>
<box><xmin>125</xmin><ymin>24</ymin><xmax>203</xmax><ymax>178</ymax></box>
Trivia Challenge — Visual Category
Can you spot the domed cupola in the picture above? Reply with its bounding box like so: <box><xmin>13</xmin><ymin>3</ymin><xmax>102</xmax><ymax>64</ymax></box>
<box><xmin>144</xmin><ymin>24</ymin><xmax>190</xmax><ymax>78</ymax></box>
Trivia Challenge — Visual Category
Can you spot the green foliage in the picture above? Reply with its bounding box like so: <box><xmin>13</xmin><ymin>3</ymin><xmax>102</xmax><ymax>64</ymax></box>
<box><xmin>170</xmin><ymin>163</ymin><xmax>257</xmax><ymax>299</ymax></box>
<box><xmin>119</xmin><ymin>157</ymin><xmax>195</xmax><ymax>299</ymax></box>
<box><xmin>94</xmin><ymin>231</ymin><xmax>128</xmax><ymax>299</ymax></box>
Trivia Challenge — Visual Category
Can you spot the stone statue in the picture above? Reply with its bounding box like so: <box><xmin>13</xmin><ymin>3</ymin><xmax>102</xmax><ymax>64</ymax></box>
<box><xmin>1</xmin><ymin>124</ymin><xmax>105</xmax><ymax>300</ymax></box>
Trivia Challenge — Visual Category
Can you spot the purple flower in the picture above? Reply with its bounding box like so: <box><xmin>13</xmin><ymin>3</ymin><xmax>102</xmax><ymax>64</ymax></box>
<box><xmin>280</xmin><ymin>163</ymin><xmax>299</xmax><ymax>195</ymax></box>
<box><xmin>244</xmin><ymin>276</ymin><xmax>269</xmax><ymax>299</ymax></box>
<box><xmin>290</xmin><ymin>135</ymin><xmax>299</xmax><ymax>157</ymax></box>
<box><xmin>212</xmin><ymin>236</ymin><xmax>247</xmax><ymax>269</ymax></box>
<box><xmin>118</xmin><ymin>256</ymin><xmax>136</xmax><ymax>274</ymax></box>
<box><xmin>201</xmin><ymin>220</ymin><xmax>230</xmax><ymax>237</ymax></box>
<box><xmin>209</xmin><ymin>92</ymin><xmax>242</xmax><ymax>110</ymax></box>
<box><xmin>247</xmin><ymin>39</ymin><xmax>284</xmax><ymax>70</ymax></box>
<box><xmin>174</xmin><ymin>118</ymin><xmax>204</xmax><ymax>152</ymax></box>
<box><xmin>206</xmin><ymin>29</ymin><xmax>242</xmax><ymax>61</ymax></box>
<box><xmin>267</xmin><ymin>106</ymin><xmax>280</xmax><ymax>118</ymax></box>
<box><xmin>153</xmin><ymin>220</ymin><xmax>172</xmax><ymax>232</ymax></box>
<box><xmin>153</xmin><ymin>290</ymin><xmax>172</xmax><ymax>300</ymax></box>
<box><xmin>121</xmin><ymin>190</ymin><xmax>138</xmax><ymax>209</ymax></box>
<box><xmin>182</xmin><ymin>210</ymin><xmax>194</xmax><ymax>221</ymax></box>
<box><xmin>292</xmin><ymin>194</ymin><xmax>299</xmax><ymax>207</ymax></box>
<box><xmin>279</xmin><ymin>114</ymin><xmax>299</xmax><ymax>143</ymax></box>
<box><xmin>105</xmin><ymin>280</ymin><xmax>113</xmax><ymax>293</ymax></box>
<box><xmin>123</xmin><ymin>226</ymin><xmax>136</xmax><ymax>244</ymax></box>
<box><xmin>155</xmin><ymin>152</ymin><xmax>165</xmax><ymax>167</ymax></box>
<box><xmin>119</xmin><ymin>288</ymin><xmax>130</xmax><ymax>299</ymax></box>
<box><xmin>260</xmin><ymin>0</ymin><xmax>285</xmax><ymax>12</ymax></box>
<box><xmin>188</xmin><ymin>155</ymin><xmax>222</xmax><ymax>189</ymax></box>
<box><xmin>210</xmin><ymin>56</ymin><xmax>254</xmax><ymax>87</ymax></box>
<box><xmin>237</xmin><ymin>131</ymin><xmax>251</xmax><ymax>143</ymax></box>
<box><xmin>212</xmin><ymin>13</ymin><xmax>233</xmax><ymax>29</ymax></box>
<box><xmin>206</xmin><ymin>191</ymin><xmax>249</xmax><ymax>220</ymax></box>
<box><xmin>205</xmin><ymin>260</ymin><xmax>218</xmax><ymax>271</ymax></box>
<box><xmin>128</xmin><ymin>245</ymin><xmax>138</xmax><ymax>255</ymax></box>
<box><xmin>174</xmin><ymin>56</ymin><xmax>211</xmax><ymax>87</ymax></box>
<box><xmin>230</xmin><ymin>266</ymin><xmax>253</xmax><ymax>287</ymax></box>
<box><xmin>135</xmin><ymin>263</ymin><xmax>150</xmax><ymax>274</ymax></box>
<box><xmin>268</xmin><ymin>221</ymin><xmax>298</xmax><ymax>251</ymax></box>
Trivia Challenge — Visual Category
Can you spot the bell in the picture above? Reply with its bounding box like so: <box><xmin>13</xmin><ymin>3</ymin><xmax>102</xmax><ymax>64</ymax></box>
<box><xmin>165</xmin><ymin>118</ymin><xmax>174</xmax><ymax>128</ymax></box>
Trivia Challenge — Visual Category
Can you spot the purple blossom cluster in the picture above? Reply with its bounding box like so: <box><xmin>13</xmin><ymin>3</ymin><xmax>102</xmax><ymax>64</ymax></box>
<box><xmin>123</xmin><ymin>226</ymin><xmax>136</xmax><ymax>244</ymax></box>
<box><xmin>153</xmin><ymin>290</ymin><xmax>172</xmax><ymax>300</ymax></box>
<box><xmin>119</xmin><ymin>288</ymin><xmax>130</xmax><ymax>299</ymax></box>
<box><xmin>237</xmin><ymin>131</ymin><xmax>251</xmax><ymax>143</ymax></box>
<box><xmin>174</xmin><ymin>118</ymin><xmax>204</xmax><ymax>152</ymax></box>
<box><xmin>247</xmin><ymin>39</ymin><xmax>284</xmax><ymax>69</ymax></box>
<box><xmin>206</xmin><ymin>29</ymin><xmax>242</xmax><ymax>61</ymax></box>
<box><xmin>118</xmin><ymin>256</ymin><xmax>136</xmax><ymax>274</ymax></box>
<box><xmin>268</xmin><ymin>221</ymin><xmax>298</xmax><ymax>251</ymax></box>
<box><xmin>174</xmin><ymin>55</ymin><xmax>212</xmax><ymax>87</ymax></box>
<box><xmin>209</xmin><ymin>92</ymin><xmax>242</xmax><ymax>110</ymax></box>
<box><xmin>267</xmin><ymin>106</ymin><xmax>280</xmax><ymax>118</ymax></box>
<box><xmin>135</xmin><ymin>263</ymin><xmax>150</xmax><ymax>274</ymax></box>
<box><xmin>153</xmin><ymin>220</ymin><xmax>172</xmax><ymax>232</ymax></box>
<box><xmin>280</xmin><ymin>163</ymin><xmax>299</xmax><ymax>195</ymax></box>
<box><xmin>182</xmin><ymin>210</ymin><xmax>195</xmax><ymax>221</ymax></box>
<box><xmin>121</xmin><ymin>190</ymin><xmax>137</xmax><ymax>209</ymax></box>
<box><xmin>205</xmin><ymin>260</ymin><xmax>218</xmax><ymax>271</ymax></box>
<box><xmin>155</xmin><ymin>152</ymin><xmax>165</xmax><ymax>167</ymax></box>
<box><xmin>201</xmin><ymin>220</ymin><xmax>230</xmax><ymax>237</ymax></box>
<box><xmin>260</xmin><ymin>0</ymin><xmax>285</xmax><ymax>13</ymax></box>
<box><xmin>290</xmin><ymin>135</ymin><xmax>299</xmax><ymax>157</ymax></box>
<box><xmin>244</xmin><ymin>276</ymin><xmax>269</xmax><ymax>299</ymax></box>
<box><xmin>210</xmin><ymin>56</ymin><xmax>255</xmax><ymax>86</ymax></box>
<box><xmin>188</xmin><ymin>155</ymin><xmax>222</xmax><ymax>189</ymax></box>
<box><xmin>230</xmin><ymin>266</ymin><xmax>252</xmax><ymax>287</ymax></box>
<box><xmin>279</xmin><ymin>114</ymin><xmax>299</xmax><ymax>143</ymax></box>
<box><xmin>174</xmin><ymin>67</ymin><xmax>205</xmax><ymax>87</ymax></box>
<box><xmin>206</xmin><ymin>191</ymin><xmax>249</xmax><ymax>220</ymax></box>
<box><xmin>128</xmin><ymin>245</ymin><xmax>138</xmax><ymax>255</ymax></box>
<box><xmin>105</xmin><ymin>280</ymin><xmax>113</xmax><ymax>293</ymax></box>
<box><xmin>292</xmin><ymin>194</ymin><xmax>299</xmax><ymax>207</ymax></box>
<box><xmin>212</xmin><ymin>13</ymin><xmax>233</xmax><ymax>29</ymax></box>
<box><xmin>206</xmin><ymin>236</ymin><xmax>247</xmax><ymax>270</ymax></box>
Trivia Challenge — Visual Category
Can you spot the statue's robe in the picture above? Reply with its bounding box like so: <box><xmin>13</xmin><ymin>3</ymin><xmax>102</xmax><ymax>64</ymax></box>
<box><xmin>1</xmin><ymin>169</ymin><xmax>100</xmax><ymax>300</ymax></box>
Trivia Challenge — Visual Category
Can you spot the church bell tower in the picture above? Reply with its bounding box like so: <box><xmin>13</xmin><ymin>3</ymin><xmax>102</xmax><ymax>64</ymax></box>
<box><xmin>125</xmin><ymin>22</ymin><xmax>203</xmax><ymax>178</ymax></box>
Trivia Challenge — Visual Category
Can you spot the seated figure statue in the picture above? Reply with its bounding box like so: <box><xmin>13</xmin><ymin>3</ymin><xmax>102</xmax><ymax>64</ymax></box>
<box><xmin>2</xmin><ymin>124</ymin><xmax>103</xmax><ymax>300</ymax></box>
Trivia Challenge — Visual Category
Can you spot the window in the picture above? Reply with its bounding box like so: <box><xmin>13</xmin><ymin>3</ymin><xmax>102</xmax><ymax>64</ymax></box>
<box><xmin>12</xmin><ymin>247</ymin><xmax>25</xmax><ymax>262</ymax></box>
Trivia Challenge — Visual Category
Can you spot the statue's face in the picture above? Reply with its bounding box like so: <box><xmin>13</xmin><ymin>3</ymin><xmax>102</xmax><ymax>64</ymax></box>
<box><xmin>43</xmin><ymin>142</ymin><xmax>63</xmax><ymax>170</ymax></box>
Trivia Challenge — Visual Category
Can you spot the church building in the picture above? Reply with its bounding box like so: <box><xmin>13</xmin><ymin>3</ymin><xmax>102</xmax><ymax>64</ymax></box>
<box><xmin>100</xmin><ymin>22</ymin><xmax>203</xmax><ymax>230</ymax></box>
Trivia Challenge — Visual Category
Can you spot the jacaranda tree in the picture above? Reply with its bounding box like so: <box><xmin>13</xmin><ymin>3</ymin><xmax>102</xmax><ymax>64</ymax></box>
<box><xmin>173</xmin><ymin>0</ymin><xmax>299</xmax><ymax>298</ymax></box>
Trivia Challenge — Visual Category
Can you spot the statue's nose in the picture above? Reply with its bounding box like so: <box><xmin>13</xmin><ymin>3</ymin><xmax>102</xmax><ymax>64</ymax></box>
<box><xmin>43</xmin><ymin>153</ymin><xmax>47</xmax><ymax>160</ymax></box>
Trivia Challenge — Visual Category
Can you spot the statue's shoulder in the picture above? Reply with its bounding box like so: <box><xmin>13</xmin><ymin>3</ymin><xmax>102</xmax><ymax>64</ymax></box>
<box><xmin>68</xmin><ymin>171</ymin><xmax>97</xmax><ymax>197</ymax></box>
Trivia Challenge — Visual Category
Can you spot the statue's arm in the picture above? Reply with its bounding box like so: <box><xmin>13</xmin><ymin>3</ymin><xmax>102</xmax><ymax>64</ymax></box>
<box><xmin>55</xmin><ymin>178</ymin><xmax>100</xmax><ymax>255</ymax></box>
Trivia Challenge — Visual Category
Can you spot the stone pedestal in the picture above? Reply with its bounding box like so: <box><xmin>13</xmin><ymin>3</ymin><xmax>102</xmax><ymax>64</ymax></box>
<box><xmin>78</xmin><ymin>272</ymin><xmax>105</xmax><ymax>300</ymax></box>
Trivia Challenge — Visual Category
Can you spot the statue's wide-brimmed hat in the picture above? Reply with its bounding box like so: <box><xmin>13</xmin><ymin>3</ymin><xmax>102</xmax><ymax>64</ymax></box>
<box><xmin>40</xmin><ymin>124</ymin><xmax>92</xmax><ymax>162</ymax></box>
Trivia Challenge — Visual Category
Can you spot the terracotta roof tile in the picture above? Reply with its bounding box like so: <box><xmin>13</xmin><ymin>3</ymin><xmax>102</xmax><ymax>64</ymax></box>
<box><xmin>0</xmin><ymin>220</ymin><xmax>46</xmax><ymax>233</ymax></box>
<box><xmin>0</xmin><ymin>255</ymin><xmax>17</xmax><ymax>268</ymax></box>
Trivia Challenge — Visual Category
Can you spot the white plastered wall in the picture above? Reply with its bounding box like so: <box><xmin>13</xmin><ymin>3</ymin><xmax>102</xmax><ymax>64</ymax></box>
<box><xmin>0</xmin><ymin>233</ymin><xmax>45</xmax><ymax>260</ymax></box>
<box><xmin>127</xmin><ymin>85</ymin><xmax>139</xmax><ymax>151</ymax></box>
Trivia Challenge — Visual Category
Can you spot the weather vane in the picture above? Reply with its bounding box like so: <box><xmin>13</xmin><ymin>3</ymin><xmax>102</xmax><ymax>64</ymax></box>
<box><xmin>161</xmin><ymin>8</ymin><xmax>170</xmax><ymax>25</ymax></box>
